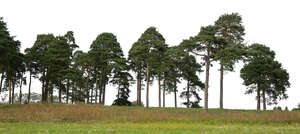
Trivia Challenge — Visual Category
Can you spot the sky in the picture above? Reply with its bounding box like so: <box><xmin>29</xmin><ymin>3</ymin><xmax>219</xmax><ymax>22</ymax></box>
<box><xmin>1</xmin><ymin>0</ymin><xmax>300</xmax><ymax>110</ymax></box>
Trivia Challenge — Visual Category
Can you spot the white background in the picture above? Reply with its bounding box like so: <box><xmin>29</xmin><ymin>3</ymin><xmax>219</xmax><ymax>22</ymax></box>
<box><xmin>1</xmin><ymin>0</ymin><xmax>299</xmax><ymax>110</ymax></box>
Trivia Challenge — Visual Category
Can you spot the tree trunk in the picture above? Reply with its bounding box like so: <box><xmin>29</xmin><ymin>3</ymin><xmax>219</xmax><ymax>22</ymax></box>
<box><xmin>262</xmin><ymin>89</ymin><xmax>266</xmax><ymax>111</ymax></box>
<box><xmin>45</xmin><ymin>80</ymin><xmax>49</xmax><ymax>103</ymax></box>
<box><xmin>99</xmin><ymin>73</ymin><xmax>103</xmax><ymax>104</ymax></box>
<box><xmin>158</xmin><ymin>77</ymin><xmax>161</xmax><ymax>107</ymax></box>
<box><xmin>71</xmin><ymin>85</ymin><xmax>74</xmax><ymax>104</ymax></box>
<box><xmin>102</xmin><ymin>82</ymin><xmax>106</xmax><ymax>105</ymax></box>
<box><xmin>163</xmin><ymin>79</ymin><xmax>166</xmax><ymax>108</ymax></box>
<box><xmin>50</xmin><ymin>87</ymin><xmax>54</xmax><ymax>103</ymax></box>
<box><xmin>187</xmin><ymin>80</ymin><xmax>190</xmax><ymax>108</ymax></box>
<box><xmin>66</xmin><ymin>80</ymin><xmax>70</xmax><ymax>104</ymax></box>
<box><xmin>59</xmin><ymin>82</ymin><xmax>62</xmax><ymax>103</ymax></box>
<box><xmin>27</xmin><ymin>71</ymin><xmax>32</xmax><ymax>103</ymax></box>
<box><xmin>8</xmin><ymin>79</ymin><xmax>12</xmax><ymax>104</ymax></box>
<box><xmin>47</xmin><ymin>81</ymin><xmax>51</xmax><ymax>103</ymax></box>
<box><xmin>174</xmin><ymin>81</ymin><xmax>177</xmax><ymax>108</ymax></box>
<box><xmin>146</xmin><ymin>63</ymin><xmax>150</xmax><ymax>108</ymax></box>
<box><xmin>86</xmin><ymin>66</ymin><xmax>91</xmax><ymax>104</ymax></box>
<box><xmin>99</xmin><ymin>83</ymin><xmax>102</xmax><ymax>104</ymax></box>
<box><xmin>19</xmin><ymin>76</ymin><xmax>23</xmax><ymax>104</ymax></box>
<box><xmin>204</xmin><ymin>56</ymin><xmax>210</xmax><ymax>112</ymax></box>
<box><xmin>0</xmin><ymin>73</ymin><xmax>4</xmax><ymax>94</ymax></box>
<box><xmin>137</xmin><ymin>70</ymin><xmax>141</xmax><ymax>106</ymax></box>
<box><xmin>12</xmin><ymin>80</ymin><xmax>15</xmax><ymax>104</ymax></box>
<box><xmin>138</xmin><ymin>73</ymin><xmax>142</xmax><ymax>106</ymax></box>
<box><xmin>95</xmin><ymin>73</ymin><xmax>99</xmax><ymax>104</ymax></box>
<box><xmin>220</xmin><ymin>65</ymin><xmax>224</xmax><ymax>110</ymax></box>
<box><xmin>41</xmin><ymin>71</ymin><xmax>45</xmax><ymax>102</ymax></box>
<box><xmin>257</xmin><ymin>83</ymin><xmax>261</xmax><ymax>112</ymax></box>
<box><xmin>90</xmin><ymin>84</ymin><xmax>94</xmax><ymax>104</ymax></box>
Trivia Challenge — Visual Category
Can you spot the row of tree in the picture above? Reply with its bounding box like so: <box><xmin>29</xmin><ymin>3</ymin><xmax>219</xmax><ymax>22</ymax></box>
<box><xmin>0</xmin><ymin>13</ymin><xmax>290</xmax><ymax>112</ymax></box>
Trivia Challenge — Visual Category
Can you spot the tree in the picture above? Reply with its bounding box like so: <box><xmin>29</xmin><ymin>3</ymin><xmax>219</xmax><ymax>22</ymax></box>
<box><xmin>89</xmin><ymin>32</ymin><xmax>126</xmax><ymax>105</ymax></box>
<box><xmin>27</xmin><ymin>32</ymin><xmax>77</xmax><ymax>103</ymax></box>
<box><xmin>111</xmin><ymin>58</ymin><xmax>133</xmax><ymax>106</ymax></box>
<box><xmin>165</xmin><ymin>46</ymin><xmax>204</xmax><ymax>108</ymax></box>
<box><xmin>0</xmin><ymin>17</ymin><xmax>22</xmax><ymax>104</ymax></box>
<box><xmin>181</xmin><ymin>25</ymin><xmax>220</xmax><ymax>112</ymax></box>
<box><xmin>24</xmin><ymin>48</ymin><xmax>36</xmax><ymax>103</ymax></box>
<box><xmin>180</xmin><ymin>90</ymin><xmax>202</xmax><ymax>108</ymax></box>
<box><xmin>240</xmin><ymin>43</ymin><xmax>290</xmax><ymax>111</ymax></box>
<box><xmin>128</xmin><ymin>41</ymin><xmax>145</xmax><ymax>106</ymax></box>
<box><xmin>214</xmin><ymin>13</ymin><xmax>245</xmax><ymax>109</ymax></box>
<box><xmin>73</xmin><ymin>50</ymin><xmax>88</xmax><ymax>102</ymax></box>
<box><xmin>130</xmin><ymin>27</ymin><xmax>166</xmax><ymax>108</ymax></box>
<box><xmin>29</xmin><ymin>34</ymin><xmax>56</xmax><ymax>102</ymax></box>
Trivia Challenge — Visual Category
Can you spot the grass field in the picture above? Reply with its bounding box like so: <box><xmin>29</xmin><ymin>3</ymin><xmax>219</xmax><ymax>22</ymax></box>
<box><xmin>0</xmin><ymin>104</ymin><xmax>300</xmax><ymax>134</ymax></box>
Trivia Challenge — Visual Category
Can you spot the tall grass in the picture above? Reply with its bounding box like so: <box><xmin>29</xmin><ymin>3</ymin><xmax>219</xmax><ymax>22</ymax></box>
<box><xmin>1</xmin><ymin>104</ymin><xmax>300</xmax><ymax>124</ymax></box>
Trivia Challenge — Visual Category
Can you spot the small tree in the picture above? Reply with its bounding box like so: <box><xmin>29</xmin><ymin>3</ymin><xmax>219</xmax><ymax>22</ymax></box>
<box><xmin>241</xmin><ymin>43</ymin><xmax>290</xmax><ymax>111</ymax></box>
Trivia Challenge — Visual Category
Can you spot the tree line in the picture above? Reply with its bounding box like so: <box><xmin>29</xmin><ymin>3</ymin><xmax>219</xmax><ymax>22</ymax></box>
<box><xmin>0</xmin><ymin>13</ymin><xmax>290</xmax><ymax>112</ymax></box>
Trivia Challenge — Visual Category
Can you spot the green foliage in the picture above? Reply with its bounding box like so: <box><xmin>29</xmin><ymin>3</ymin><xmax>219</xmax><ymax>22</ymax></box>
<box><xmin>112</xmin><ymin>98</ymin><xmax>132</xmax><ymax>106</ymax></box>
<box><xmin>180</xmin><ymin>90</ymin><xmax>202</xmax><ymax>108</ymax></box>
<box><xmin>131</xmin><ymin>100</ymin><xmax>144</xmax><ymax>107</ymax></box>
<box><xmin>214</xmin><ymin>13</ymin><xmax>246</xmax><ymax>70</ymax></box>
<box><xmin>241</xmin><ymin>44</ymin><xmax>290</xmax><ymax>105</ymax></box>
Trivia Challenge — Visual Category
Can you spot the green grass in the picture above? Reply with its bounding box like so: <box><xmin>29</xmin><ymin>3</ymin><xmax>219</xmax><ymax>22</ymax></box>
<box><xmin>1</xmin><ymin>104</ymin><xmax>300</xmax><ymax>134</ymax></box>
<box><xmin>1</xmin><ymin>122</ymin><xmax>300</xmax><ymax>134</ymax></box>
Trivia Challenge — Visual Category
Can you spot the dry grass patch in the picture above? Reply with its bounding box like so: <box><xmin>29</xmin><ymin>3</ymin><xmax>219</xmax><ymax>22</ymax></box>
<box><xmin>0</xmin><ymin>104</ymin><xmax>300</xmax><ymax>124</ymax></box>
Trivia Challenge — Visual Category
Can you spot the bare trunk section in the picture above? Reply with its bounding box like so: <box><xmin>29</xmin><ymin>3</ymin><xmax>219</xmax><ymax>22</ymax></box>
<box><xmin>174</xmin><ymin>81</ymin><xmax>177</xmax><ymax>108</ymax></box>
<box><xmin>187</xmin><ymin>80</ymin><xmax>190</xmax><ymax>108</ymax></box>
<box><xmin>86</xmin><ymin>66</ymin><xmax>91</xmax><ymax>104</ymax></box>
<box><xmin>99</xmin><ymin>84</ymin><xmax>102</xmax><ymax>104</ymax></box>
<box><xmin>12</xmin><ymin>80</ymin><xmax>15</xmax><ymax>104</ymax></box>
<box><xmin>8</xmin><ymin>79</ymin><xmax>12</xmax><ymax>104</ymax></box>
<box><xmin>41</xmin><ymin>70</ymin><xmax>45</xmax><ymax>102</ymax></box>
<box><xmin>71</xmin><ymin>86</ymin><xmax>74</xmax><ymax>104</ymax></box>
<box><xmin>48</xmin><ymin>81</ymin><xmax>52</xmax><ymax>103</ymax></box>
<box><xmin>220</xmin><ymin>65</ymin><xmax>224</xmax><ymax>110</ymax></box>
<box><xmin>102</xmin><ymin>81</ymin><xmax>106</xmax><ymax>105</ymax></box>
<box><xmin>262</xmin><ymin>89</ymin><xmax>266</xmax><ymax>111</ymax></box>
<box><xmin>0</xmin><ymin>73</ymin><xmax>4</xmax><ymax>94</ymax></box>
<box><xmin>257</xmin><ymin>83</ymin><xmax>261</xmax><ymax>112</ymax></box>
<box><xmin>95</xmin><ymin>73</ymin><xmax>99</xmax><ymax>104</ymax></box>
<box><xmin>7</xmin><ymin>65</ymin><xmax>11</xmax><ymax>104</ymax></box>
<box><xmin>66</xmin><ymin>80</ymin><xmax>70</xmax><ymax>104</ymax></box>
<box><xmin>50</xmin><ymin>84</ymin><xmax>54</xmax><ymax>103</ymax></box>
<box><xmin>99</xmin><ymin>72</ymin><xmax>103</xmax><ymax>104</ymax></box>
<box><xmin>204</xmin><ymin>56</ymin><xmax>210</xmax><ymax>112</ymax></box>
<box><xmin>44</xmin><ymin>80</ymin><xmax>49</xmax><ymax>103</ymax></box>
<box><xmin>27</xmin><ymin>71</ymin><xmax>32</xmax><ymax>103</ymax></box>
<box><xmin>137</xmin><ymin>70</ymin><xmax>141</xmax><ymax>106</ymax></box>
<box><xmin>19</xmin><ymin>76</ymin><xmax>23</xmax><ymax>104</ymax></box>
<box><xmin>138</xmin><ymin>74</ymin><xmax>142</xmax><ymax>106</ymax></box>
<box><xmin>146</xmin><ymin>63</ymin><xmax>150</xmax><ymax>108</ymax></box>
<box><xmin>90</xmin><ymin>84</ymin><xmax>94</xmax><ymax>104</ymax></box>
<box><xmin>158</xmin><ymin>77</ymin><xmax>161</xmax><ymax>107</ymax></box>
<box><xmin>163</xmin><ymin>79</ymin><xmax>166</xmax><ymax>108</ymax></box>
<box><xmin>59</xmin><ymin>82</ymin><xmax>62</xmax><ymax>103</ymax></box>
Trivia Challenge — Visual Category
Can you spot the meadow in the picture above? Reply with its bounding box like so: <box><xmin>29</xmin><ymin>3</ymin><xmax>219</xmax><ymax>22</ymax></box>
<box><xmin>0</xmin><ymin>104</ymin><xmax>300</xmax><ymax>134</ymax></box>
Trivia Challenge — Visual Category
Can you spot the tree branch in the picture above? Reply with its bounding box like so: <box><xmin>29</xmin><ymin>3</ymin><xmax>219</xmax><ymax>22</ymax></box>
<box><xmin>190</xmin><ymin>51</ymin><xmax>206</xmax><ymax>57</ymax></box>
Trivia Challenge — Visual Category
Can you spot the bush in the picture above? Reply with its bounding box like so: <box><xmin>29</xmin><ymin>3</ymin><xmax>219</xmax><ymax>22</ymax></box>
<box><xmin>112</xmin><ymin>98</ymin><xmax>131</xmax><ymax>106</ymax></box>
<box><xmin>273</xmin><ymin>106</ymin><xmax>282</xmax><ymax>111</ymax></box>
<box><xmin>131</xmin><ymin>101</ymin><xmax>144</xmax><ymax>107</ymax></box>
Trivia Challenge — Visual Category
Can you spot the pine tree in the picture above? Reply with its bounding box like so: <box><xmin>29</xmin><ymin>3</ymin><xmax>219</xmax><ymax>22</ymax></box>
<box><xmin>241</xmin><ymin>43</ymin><xmax>290</xmax><ymax>111</ymax></box>
<box><xmin>214</xmin><ymin>13</ymin><xmax>245</xmax><ymax>109</ymax></box>
<box><xmin>181</xmin><ymin>25</ymin><xmax>221</xmax><ymax>112</ymax></box>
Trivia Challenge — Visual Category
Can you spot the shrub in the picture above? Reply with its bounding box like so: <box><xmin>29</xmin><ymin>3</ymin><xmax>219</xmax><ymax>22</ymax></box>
<box><xmin>131</xmin><ymin>101</ymin><xmax>144</xmax><ymax>107</ymax></box>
